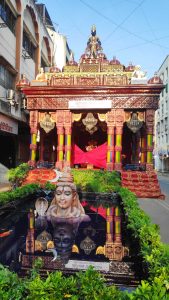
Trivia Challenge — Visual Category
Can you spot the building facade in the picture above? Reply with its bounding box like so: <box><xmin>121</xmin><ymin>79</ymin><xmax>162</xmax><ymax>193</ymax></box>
<box><xmin>155</xmin><ymin>56</ymin><xmax>169</xmax><ymax>171</ymax></box>
<box><xmin>0</xmin><ymin>0</ymin><xmax>70</xmax><ymax>168</ymax></box>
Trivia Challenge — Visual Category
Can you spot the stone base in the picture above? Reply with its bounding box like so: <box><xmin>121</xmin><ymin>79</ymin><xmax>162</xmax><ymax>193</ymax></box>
<box><xmin>106</xmin><ymin>163</ymin><xmax>114</xmax><ymax>171</ymax></box>
<box><xmin>63</xmin><ymin>161</ymin><xmax>71</xmax><ymax>169</ymax></box>
<box><xmin>114</xmin><ymin>163</ymin><xmax>122</xmax><ymax>171</ymax></box>
<box><xmin>28</xmin><ymin>160</ymin><xmax>36</xmax><ymax>167</ymax></box>
<box><xmin>146</xmin><ymin>163</ymin><xmax>153</xmax><ymax>171</ymax></box>
<box><xmin>55</xmin><ymin>161</ymin><xmax>63</xmax><ymax>171</ymax></box>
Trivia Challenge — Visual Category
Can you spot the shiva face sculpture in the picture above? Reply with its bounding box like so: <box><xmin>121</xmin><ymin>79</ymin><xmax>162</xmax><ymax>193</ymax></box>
<box><xmin>47</xmin><ymin>169</ymin><xmax>89</xmax><ymax>221</ymax></box>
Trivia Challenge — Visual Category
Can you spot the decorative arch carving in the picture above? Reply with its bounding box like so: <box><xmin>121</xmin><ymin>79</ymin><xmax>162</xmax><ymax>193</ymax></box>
<box><xmin>25</xmin><ymin>5</ymin><xmax>39</xmax><ymax>43</ymax></box>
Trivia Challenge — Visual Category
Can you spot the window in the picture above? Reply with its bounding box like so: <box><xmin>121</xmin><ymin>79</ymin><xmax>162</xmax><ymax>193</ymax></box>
<box><xmin>41</xmin><ymin>57</ymin><xmax>48</xmax><ymax>68</ymax></box>
<box><xmin>165</xmin><ymin>99</ymin><xmax>168</xmax><ymax>111</ymax></box>
<box><xmin>161</xmin><ymin>103</ymin><xmax>164</xmax><ymax>115</ymax></box>
<box><xmin>162</xmin><ymin>89</ymin><xmax>164</xmax><ymax>97</ymax></box>
<box><xmin>0</xmin><ymin>0</ymin><xmax>16</xmax><ymax>33</ymax></box>
<box><xmin>160</xmin><ymin>73</ymin><xmax>164</xmax><ymax>82</ymax></box>
<box><xmin>23</xmin><ymin>30</ymin><xmax>36</xmax><ymax>60</ymax></box>
<box><xmin>0</xmin><ymin>64</ymin><xmax>15</xmax><ymax>89</ymax></box>
<box><xmin>165</xmin><ymin>118</ymin><xmax>168</xmax><ymax>131</ymax></box>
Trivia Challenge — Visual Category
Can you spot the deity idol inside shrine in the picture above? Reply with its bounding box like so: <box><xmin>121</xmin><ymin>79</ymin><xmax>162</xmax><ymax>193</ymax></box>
<box><xmin>17</xmin><ymin>25</ymin><xmax>164</xmax><ymax>172</ymax></box>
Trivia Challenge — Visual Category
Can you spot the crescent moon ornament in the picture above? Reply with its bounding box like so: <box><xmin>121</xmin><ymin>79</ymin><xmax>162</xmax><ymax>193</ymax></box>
<box><xmin>49</xmin><ymin>169</ymin><xmax>62</xmax><ymax>183</ymax></box>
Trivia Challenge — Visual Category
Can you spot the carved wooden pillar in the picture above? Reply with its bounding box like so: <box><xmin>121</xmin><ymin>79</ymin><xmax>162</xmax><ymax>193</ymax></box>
<box><xmin>56</xmin><ymin>126</ymin><xmax>64</xmax><ymax>170</ymax></box>
<box><xmin>114</xmin><ymin>126</ymin><xmax>123</xmax><ymax>170</ymax></box>
<box><xmin>106</xmin><ymin>207</ymin><xmax>114</xmax><ymax>242</ymax></box>
<box><xmin>55</xmin><ymin>111</ymin><xmax>65</xmax><ymax>170</ymax></box>
<box><xmin>29</xmin><ymin>111</ymin><xmax>38</xmax><ymax>166</ymax></box>
<box><xmin>146</xmin><ymin>110</ymin><xmax>154</xmax><ymax>171</ymax></box>
<box><xmin>106</xmin><ymin>110</ymin><xmax>115</xmax><ymax>170</ymax></box>
<box><xmin>146</xmin><ymin>126</ymin><xmax>153</xmax><ymax>170</ymax></box>
<box><xmin>26</xmin><ymin>209</ymin><xmax>35</xmax><ymax>254</ymax></box>
<box><xmin>64</xmin><ymin>111</ymin><xmax>72</xmax><ymax>168</ymax></box>
<box><xmin>114</xmin><ymin>206</ymin><xmax>122</xmax><ymax>245</ymax></box>
<box><xmin>114</xmin><ymin>110</ymin><xmax>124</xmax><ymax>171</ymax></box>
<box><xmin>140</xmin><ymin>132</ymin><xmax>147</xmax><ymax>165</ymax></box>
<box><xmin>107</xmin><ymin>126</ymin><xmax>115</xmax><ymax>170</ymax></box>
<box><xmin>64</xmin><ymin>127</ymin><xmax>72</xmax><ymax>168</ymax></box>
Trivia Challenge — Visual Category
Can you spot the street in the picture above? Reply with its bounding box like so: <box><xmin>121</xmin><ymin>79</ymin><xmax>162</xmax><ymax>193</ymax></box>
<box><xmin>138</xmin><ymin>174</ymin><xmax>169</xmax><ymax>244</ymax></box>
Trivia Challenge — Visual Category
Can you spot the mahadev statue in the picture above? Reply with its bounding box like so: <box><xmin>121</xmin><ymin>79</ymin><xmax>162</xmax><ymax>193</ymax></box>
<box><xmin>47</xmin><ymin>168</ymin><xmax>90</xmax><ymax>221</ymax></box>
<box><xmin>86</xmin><ymin>25</ymin><xmax>103</xmax><ymax>58</ymax></box>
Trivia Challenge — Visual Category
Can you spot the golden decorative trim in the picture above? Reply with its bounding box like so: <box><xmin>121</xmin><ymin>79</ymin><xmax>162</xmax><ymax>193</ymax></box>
<box><xmin>40</xmin><ymin>113</ymin><xmax>55</xmax><ymax>133</ymax></box>
<box><xmin>72</xmin><ymin>113</ymin><xmax>82</xmax><ymax>122</ymax></box>
<box><xmin>98</xmin><ymin>113</ymin><xmax>106</xmax><ymax>122</ymax></box>
<box><xmin>72</xmin><ymin>244</ymin><xmax>79</xmax><ymax>253</ymax></box>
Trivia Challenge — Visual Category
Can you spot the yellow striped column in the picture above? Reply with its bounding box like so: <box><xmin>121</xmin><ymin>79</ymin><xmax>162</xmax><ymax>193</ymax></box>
<box><xmin>140</xmin><ymin>134</ymin><xmax>146</xmax><ymax>164</ymax></box>
<box><xmin>29</xmin><ymin>128</ymin><xmax>37</xmax><ymax>166</ymax></box>
<box><xmin>106</xmin><ymin>126</ymin><xmax>114</xmax><ymax>170</ymax></box>
<box><xmin>56</xmin><ymin>126</ymin><xmax>64</xmax><ymax>170</ymax></box>
<box><xmin>64</xmin><ymin>127</ymin><xmax>72</xmax><ymax>168</ymax></box>
<box><xmin>114</xmin><ymin>126</ymin><xmax>123</xmax><ymax>171</ymax></box>
<box><xmin>146</xmin><ymin>126</ymin><xmax>153</xmax><ymax>171</ymax></box>
<box><xmin>106</xmin><ymin>207</ymin><xmax>114</xmax><ymax>242</ymax></box>
<box><xmin>29</xmin><ymin>111</ymin><xmax>38</xmax><ymax>167</ymax></box>
<box><xmin>114</xmin><ymin>206</ymin><xmax>122</xmax><ymax>244</ymax></box>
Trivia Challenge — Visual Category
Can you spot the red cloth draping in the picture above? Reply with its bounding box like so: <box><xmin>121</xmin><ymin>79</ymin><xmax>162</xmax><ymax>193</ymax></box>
<box><xmin>72</xmin><ymin>143</ymin><xmax>107</xmax><ymax>169</ymax></box>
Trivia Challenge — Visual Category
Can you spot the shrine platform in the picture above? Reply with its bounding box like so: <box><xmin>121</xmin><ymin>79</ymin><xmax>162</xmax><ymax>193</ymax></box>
<box><xmin>23</xmin><ymin>168</ymin><xmax>164</xmax><ymax>199</ymax></box>
<box><xmin>121</xmin><ymin>171</ymin><xmax>165</xmax><ymax>199</ymax></box>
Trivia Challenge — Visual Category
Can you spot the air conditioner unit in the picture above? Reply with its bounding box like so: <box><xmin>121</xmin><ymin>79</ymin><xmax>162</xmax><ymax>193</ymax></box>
<box><xmin>6</xmin><ymin>89</ymin><xmax>15</xmax><ymax>100</ymax></box>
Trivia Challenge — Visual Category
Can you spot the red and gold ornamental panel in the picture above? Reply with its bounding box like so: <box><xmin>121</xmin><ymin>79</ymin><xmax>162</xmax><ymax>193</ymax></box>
<box><xmin>18</xmin><ymin>26</ymin><xmax>164</xmax><ymax>171</ymax></box>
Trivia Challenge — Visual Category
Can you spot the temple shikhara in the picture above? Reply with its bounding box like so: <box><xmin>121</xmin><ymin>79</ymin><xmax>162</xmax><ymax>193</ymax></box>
<box><xmin>17</xmin><ymin>26</ymin><xmax>164</xmax><ymax>198</ymax></box>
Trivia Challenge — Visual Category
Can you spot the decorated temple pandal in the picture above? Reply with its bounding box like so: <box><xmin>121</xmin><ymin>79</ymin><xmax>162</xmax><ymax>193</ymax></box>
<box><xmin>17</xmin><ymin>25</ymin><xmax>164</xmax><ymax>198</ymax></box>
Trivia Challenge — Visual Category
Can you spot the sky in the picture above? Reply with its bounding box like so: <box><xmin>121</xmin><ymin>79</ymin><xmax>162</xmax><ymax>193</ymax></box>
<box><xmin>41</xmin><ymin>0</ymin><xmax>169</xmax><ymax>78</ymax></box>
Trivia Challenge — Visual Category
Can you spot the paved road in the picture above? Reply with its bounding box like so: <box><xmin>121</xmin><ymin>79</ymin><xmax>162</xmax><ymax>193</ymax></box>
<box><xmin>138</xmin><ymin>174</ymin><xmax>169</xmax><ymax>244</ymax></box>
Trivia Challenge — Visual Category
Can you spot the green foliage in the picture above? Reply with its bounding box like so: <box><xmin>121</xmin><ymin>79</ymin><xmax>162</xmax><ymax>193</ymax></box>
<box><xmin>8</xmin><ymin>163</ymin><xmax>30</xmax><ymax>186</ymax></box>
<box><xmin>0</xmin><ymin>183</ymin><xmax>40</xmax><ymax>207</ymax></box>
<box><xmin>0</xmin><ymin>264</ymin><xmax>125</xmax><ymax>300</ymax></box>
<box><xmin>76</xmin><ymin>266</ymin><xmax>123</xmax><ymax>299</ymax></box>
<box><xmin>0</xmin><ymin>264</ymin><xmax>25</xmax><ymax>300</ymax></box>
<box><xmin>43</xmin><ymin>181</ymin><xmax>56</xmax><ymax>191</ymax></box>
<box><xmin>72</xmin><ymin>169</ymin><xmax>121</xmax><ymax>193</ymax></box>
<box><xmin>119</xmin><ymin>187</ymin><xmax>169</xmax><ymax>280</ymax></box>
<box><xmin>128</xmin><ymin>277</ymin><xmax>169</xmax><ymax>300</ymax></box>
<box><xmin>0</xmin><ymin>262</ymin><xmax>169</xmax><ymax>299</ymax></box>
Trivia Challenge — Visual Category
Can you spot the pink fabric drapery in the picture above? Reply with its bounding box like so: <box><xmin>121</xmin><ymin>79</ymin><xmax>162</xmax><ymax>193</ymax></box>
<box><xmin>72</xmin><ymin>143</ymin><xmax>107</xmax><ymax>169</ymax></box>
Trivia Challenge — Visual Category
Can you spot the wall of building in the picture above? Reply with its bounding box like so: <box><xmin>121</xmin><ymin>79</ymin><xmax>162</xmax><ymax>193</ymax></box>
<box><xmin>0</xmin><ymin>0</ymin><xmax>70</xmax><ymax>168</ymax></box>
<box><xmin>155</xmin><ymin>55</ymin><xmax>169</xmax><ymax>171</ymax></box>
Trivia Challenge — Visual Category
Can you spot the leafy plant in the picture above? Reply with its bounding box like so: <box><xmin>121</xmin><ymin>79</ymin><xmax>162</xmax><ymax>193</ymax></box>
<box><xmin>72</xmin><ymin>169</ymin><xmax>121</xmax><ymax>193</ymax></box>
<box><xmin>8</xmin><ymin>163</ymin><xmax>30</xmax><ymax>187</ymax></box>
<box><xmin>0</xmin><ymin>183</ymin><xmax>40</xmax><ymax>207</ymax></box>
